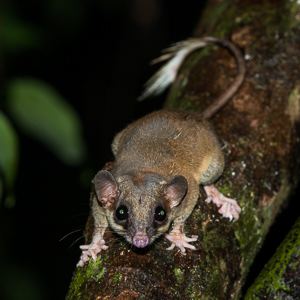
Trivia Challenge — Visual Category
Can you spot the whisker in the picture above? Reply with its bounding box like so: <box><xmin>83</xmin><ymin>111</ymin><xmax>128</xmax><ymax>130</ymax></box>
<box><xmin>59</xmin><ymin>229</ymin><xmax>82</xmax><ymax>242</ymax></box>
<box><xmin>69</xmin><ymin>236</ymin><xmax>84</xmax><ymax>249</ymax></box>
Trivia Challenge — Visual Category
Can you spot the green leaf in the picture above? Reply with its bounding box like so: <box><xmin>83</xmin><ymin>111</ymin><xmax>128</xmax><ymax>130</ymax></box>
<box><xmin>0</xmin><ymin>112</ymin><xmax>18</xmax><ymax>204</ymax></box>
<box><xmin>7</xmin><ymin>79</ymin><xmax>86</xmax><ymax>165</ymax></box>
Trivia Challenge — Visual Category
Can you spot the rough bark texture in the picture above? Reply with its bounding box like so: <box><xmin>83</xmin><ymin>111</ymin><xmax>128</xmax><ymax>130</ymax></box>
<box><xmin>245</xmin><ymin>217</ymin><xmax>300</xmax><ymax>299</ymax></box>
<box><xmin>67</xmin><ymin>1</ymin><xmax>300</xmax><ymax>299</ymax></box>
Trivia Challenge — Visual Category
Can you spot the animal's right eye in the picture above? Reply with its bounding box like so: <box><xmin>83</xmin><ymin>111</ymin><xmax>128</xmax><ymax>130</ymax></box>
<box><xmin>115</xmin><ymin>205</ymin><xmax>129</xmax><ymax>221</ymax></box>
<box><xmin>154</xmin><ymin>206</ymin><xmax>166</xmax><ymax>222</ymax></box>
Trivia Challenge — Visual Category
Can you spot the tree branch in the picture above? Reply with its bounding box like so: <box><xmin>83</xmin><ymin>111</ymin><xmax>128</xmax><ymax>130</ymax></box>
<box><xmin>245</xmin><ymin>217</ymin><xmax>300</xmax><ymax>299</ymax></box>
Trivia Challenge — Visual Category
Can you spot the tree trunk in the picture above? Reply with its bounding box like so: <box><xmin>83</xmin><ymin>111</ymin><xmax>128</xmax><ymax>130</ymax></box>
<box><xmin>67</xmin><ymin>1</ymin><xmax>300</xmax><ymax>299</ymax></box>
<box><xmin>245</xmin><ymin>217</ymin><xmax>300</xmax><ymax>299</ymax></box>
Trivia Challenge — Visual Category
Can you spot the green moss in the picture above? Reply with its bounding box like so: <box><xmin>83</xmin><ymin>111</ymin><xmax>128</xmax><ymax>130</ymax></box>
<box><xmin>86</xmin><ymin>257</ymin><xmax>106</xmax><ymax>282</ymax></box>
<box><xmin>112</xmin><ymin>272</ymin><xmax>122</xmax><ymax>284</ymax></box>
<box><xmin>217</xmin><ymin>184</ymin><xmax>235</xmax><ymax>199</ymax></box>
<box><xmin>234</xmin><ymin>191</ymin><xmax>261</xmax><ymax>271</ymax></box>
<box><xmin>169</xmin><ymin>97</ymin><xmax>194</xmax><ymax>111</ymax></box>
<box><xmin>66</xmin><ymin>257</ymin><xmax>106</xmax><ymax>300</ymax></box>
<box><xmin>66</xmin><ymin>267</ymin><xmax>85</xmax><ymax>300</ymax></box>
<box><xmin>234</xmin><ymin>181</ymin><xmax>290</xmax><ymax>277</ymax></box>
<box><xmin>282</xmin><ymin>0</ymin><xmax>300</xmax><ymax>31</ymax></box>
<box><xmin>174</xmin><ymin>267</ymin><xmax>184</xmax><ymax>284</ymax></box>
<box><xmin>208</xmin><ymin>268</ymin><xmax>225</xmax><ymax>298</ymax></box>
<box><xmin>245</xmin><ymin>217</ymin><xmax>300</xmax><ymax>298</ymax></box>
<box><xmin>201</xmin><ymin>1</ymin><xmax>235</xmax><ymax>37</ymax></box>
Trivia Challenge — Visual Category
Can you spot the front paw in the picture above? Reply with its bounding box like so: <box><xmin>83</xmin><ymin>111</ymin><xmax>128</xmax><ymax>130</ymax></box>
<box><xmin>77</xmin><ymin>238</ymin><xmax>108</xmax><ymax>267</ymax></box>
<box><xmin>165</xmin><ymin>229</ymin><xmax>198</xmax><ymax>254</ymax></box>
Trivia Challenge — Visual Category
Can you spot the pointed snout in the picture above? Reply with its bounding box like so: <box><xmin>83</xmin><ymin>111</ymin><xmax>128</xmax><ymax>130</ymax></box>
<box><xmin>132</xmin><ymin>232</ymin><xmax>149</xmax><ymax>248</ymax></box>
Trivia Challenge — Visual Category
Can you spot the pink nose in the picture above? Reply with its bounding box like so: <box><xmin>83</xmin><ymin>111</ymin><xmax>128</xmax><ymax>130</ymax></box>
<box><xmin>133</xmin><ymin>233</ymin><xmax>149</xmax><ymax>248</ymax></box>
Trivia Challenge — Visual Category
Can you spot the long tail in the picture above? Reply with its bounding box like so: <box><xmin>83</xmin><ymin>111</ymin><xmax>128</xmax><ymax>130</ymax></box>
<box><xmin>138</xmin><ymin>37</ymin><xmax>246</xmax><ymax>119</ymax></box>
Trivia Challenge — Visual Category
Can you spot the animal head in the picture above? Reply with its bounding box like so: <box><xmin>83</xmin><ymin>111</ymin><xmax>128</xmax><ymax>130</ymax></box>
<box><xmin>92</xmin><ymin>170</ymin><xmax>188</xmax><ymax>248</ymax></box>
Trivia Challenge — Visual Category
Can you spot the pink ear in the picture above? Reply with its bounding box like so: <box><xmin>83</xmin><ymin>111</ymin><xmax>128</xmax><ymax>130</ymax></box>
<box><xmin>92</xmin><ymin>170</ymin><xmax>118</xmax><ymax>208</ymax></box>
<box><xmin>164</xmin><ymin>176</ymin><xmax>188</xmax><ymax>208</ymax></box>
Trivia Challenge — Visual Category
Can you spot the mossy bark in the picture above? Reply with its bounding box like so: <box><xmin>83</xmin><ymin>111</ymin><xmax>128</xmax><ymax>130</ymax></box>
<box><xmin>67</xmin><ymin>1</ymin><xmax>300</xmax><ymax>299</ymax></box>
<box><xmin>245</xmin><ymin>217</ymin><xmax>300</xmax><ymax>299</ymax></box>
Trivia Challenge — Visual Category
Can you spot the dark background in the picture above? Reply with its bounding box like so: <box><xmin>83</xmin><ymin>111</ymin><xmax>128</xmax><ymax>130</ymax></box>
<box><xmin>0</xmin><ymin>1</ymin><xmax>298</xmax><ymax>299</ymax></box>
<box><xmin>0</xmin><ymin>1</ymin><xmax>204</xmax><ymax>299</ymax></box>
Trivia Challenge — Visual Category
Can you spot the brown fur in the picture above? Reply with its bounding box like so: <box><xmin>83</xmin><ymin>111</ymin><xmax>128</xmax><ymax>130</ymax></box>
<box><xmin>104</xmin><ymin>109</ymin><xmax>224</xmax><ymax>242</ymax></box>
<box><xmin>112</xmin><ymin>110</ymin><xmax>223</xmax><ymax>184</ymax></box>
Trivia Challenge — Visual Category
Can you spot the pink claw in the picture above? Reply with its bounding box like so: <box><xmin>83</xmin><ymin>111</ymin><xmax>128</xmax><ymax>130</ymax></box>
<box><xmin>165</xmin><ymin>229</ymin><xmax>198</xmax><ymax>254</ymax></box>
<box><xmin>204</xmin><ymin>185</ymin><xmax>241</xmax><ymax>221</ymax></box>
<box><xmin>77</xmin><ymin>238</ymin><xmax>108</xmax><ymax>267</ymax></box>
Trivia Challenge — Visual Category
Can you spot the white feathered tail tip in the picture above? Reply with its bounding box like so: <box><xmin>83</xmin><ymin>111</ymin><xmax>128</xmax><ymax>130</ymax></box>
<box><xmin>138</xmin><ymin>38</ymin><xmax>209</xmax><ymax>101</ymax></box>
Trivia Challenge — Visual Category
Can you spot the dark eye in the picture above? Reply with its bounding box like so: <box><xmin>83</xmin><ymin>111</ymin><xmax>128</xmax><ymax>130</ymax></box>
<box><xmin>154</xmin><ymin>206</ymin><xmax>166</xmax><ymax>222</ymax></box>
<box><xmin>115</xmin><ymin>205</ymin><xmax>128</xmax><ymax>221</ymax></box>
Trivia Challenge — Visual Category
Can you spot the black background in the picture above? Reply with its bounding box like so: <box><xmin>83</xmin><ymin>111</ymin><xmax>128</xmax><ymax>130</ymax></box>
<box><xmin>0</xmin><ymin>1</ymin><xmax>204</xmax><ymax>299</ymax></box>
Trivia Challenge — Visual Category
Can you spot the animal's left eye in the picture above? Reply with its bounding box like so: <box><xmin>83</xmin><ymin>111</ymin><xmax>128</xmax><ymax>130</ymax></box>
<box><xmin>115</xmin><ymin>205</ymin><xmax>129</xmax><ymax>221</ymax></box>
<box><xmin>154</xmin><ymin>206</ymin><xmax>166</xmax><ymax>222</ymax></box>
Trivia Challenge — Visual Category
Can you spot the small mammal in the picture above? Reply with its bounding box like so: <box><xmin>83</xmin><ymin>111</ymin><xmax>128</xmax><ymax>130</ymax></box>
<box><xmin>78</xmin><ymin>37</ymin><xmax>245</xmax><ymax>267</ymax></box>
